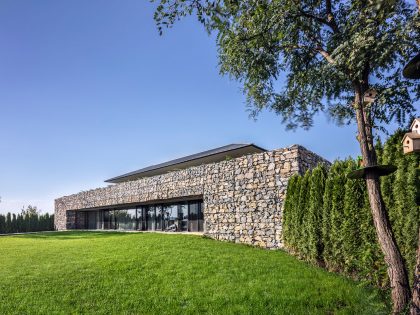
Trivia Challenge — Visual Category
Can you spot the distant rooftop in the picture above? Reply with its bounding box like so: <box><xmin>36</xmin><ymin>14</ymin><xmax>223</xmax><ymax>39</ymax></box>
<box><xmin>105</xmin><ymin>143</ymin><xmax>266</xmax><ymax>183</ymax></box>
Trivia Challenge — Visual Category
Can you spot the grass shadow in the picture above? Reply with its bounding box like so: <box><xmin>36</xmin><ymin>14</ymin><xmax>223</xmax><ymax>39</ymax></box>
<box><xmin>14</xmin><ymin>231</ymin><xmax>133</xmax><ymax>240</ymax></box>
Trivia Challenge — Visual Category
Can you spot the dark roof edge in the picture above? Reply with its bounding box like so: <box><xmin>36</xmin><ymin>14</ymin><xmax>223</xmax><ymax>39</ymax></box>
<box><xmin>105</xmin><ymin>143</ymin><xmax>266</xmax><ymax>183</ymax></box>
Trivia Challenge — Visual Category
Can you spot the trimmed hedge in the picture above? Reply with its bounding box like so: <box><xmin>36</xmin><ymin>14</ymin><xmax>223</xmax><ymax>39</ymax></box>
<box><xmin>0</xmin><ymin>208</ymin><xmax>54</xmax><ymax>234</ymax></box>
<box><xmin>282</xmin><ymin>131</ymin><xmax>419</xmax><ymax>287</ymax></box>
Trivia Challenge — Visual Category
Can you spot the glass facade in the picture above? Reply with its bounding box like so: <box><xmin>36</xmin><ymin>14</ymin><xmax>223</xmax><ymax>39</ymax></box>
<box><xmin>79</xmin><ymin>200</ymin><xmax>204</xmax><ymax>232</ymax></box>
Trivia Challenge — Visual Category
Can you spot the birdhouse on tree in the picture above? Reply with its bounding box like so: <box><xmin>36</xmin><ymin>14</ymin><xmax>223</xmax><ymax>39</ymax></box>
<box><xmin>402</xmin><ymin>118</ymin><xmax>420</xmax><ymax>154</ymax></box>
<box><xmin>363</xmin><ymin>88</ymin><xmax>377</xmax><ymax>104</ymax></box>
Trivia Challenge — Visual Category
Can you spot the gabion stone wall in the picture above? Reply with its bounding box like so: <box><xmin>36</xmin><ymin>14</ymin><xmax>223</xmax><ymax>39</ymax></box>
<box><xmin>55</xmin><ymin>145</ymin><xmax>329</xmax><ymax>249</ymax></box>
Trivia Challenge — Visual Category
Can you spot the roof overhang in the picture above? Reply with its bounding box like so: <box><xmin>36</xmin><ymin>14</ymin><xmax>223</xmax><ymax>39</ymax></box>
<box><xmin>105</xmin><ymin>143</ymin><xmax>266</xmax><ymax>183</ymax></box>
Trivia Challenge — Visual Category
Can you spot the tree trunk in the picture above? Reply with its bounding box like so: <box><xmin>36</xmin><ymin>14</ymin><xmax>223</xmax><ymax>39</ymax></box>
<box><xmin>410</xmin><ymin>228</ymin><xmax>420</xmax><ymax>315</ymax></box>
<box><xmin>354</xmin><ymin>86</ymin><xmax>411</xmax><ymax>314</ymax></box>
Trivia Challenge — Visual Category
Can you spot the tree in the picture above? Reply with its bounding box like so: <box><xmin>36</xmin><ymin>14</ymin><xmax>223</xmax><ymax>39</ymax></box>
<box><xmin>22</xmin><ymin>205</ymin><xmax>40</xmax><ymax>216</ymax></box>
<box><xmin>287</xmin><ymin>175</ymin><xmax>302</xmax><ymax>253</ymax></box>
<box><xmin>342</xmin><ymin>160</ymin><xmax>364</xmax><ymax>275</ymax></box>
<box><xmin>282</xmin><ymin>175</ymin><xmax>298</xmax><ymax>249</ymax></box>
<box><xmin>0</xmin><ymin>214</ymin><xmax>5</xmax><ymax>234</ymax></box>
<box><xmin>321</xmin><ymin>162</ymin><xmax>335</xmax><ymax>268</ymax></box>
<box><xmin>153</xmin><ymin>0</ymin><xmax>419</xmax><ymax>311</ymax></box>
<box><xmin>328</xmin><ymin>160</ymin><xmax>347</xmax><ymax>271</ymax></box>
<box><xmin>5</xmin><ymin>212</ymin><xmax>11</xmax><ymax>234</ymax></box>
<box><xmin>297</xmin><ymin>170</ymin><xmax>311</xmax><ymax>256</ymax></box>
<box><xmin>306</xmin><ymin>165</ymin><xmax>327</xmax><ymax>264</ymax></box>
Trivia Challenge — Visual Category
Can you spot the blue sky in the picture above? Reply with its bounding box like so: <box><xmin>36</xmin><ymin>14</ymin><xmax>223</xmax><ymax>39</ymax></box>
<box><xmin>0</xmin><ymin>1</ymin><xmax>416</xmax><ymax>214</ymax></box>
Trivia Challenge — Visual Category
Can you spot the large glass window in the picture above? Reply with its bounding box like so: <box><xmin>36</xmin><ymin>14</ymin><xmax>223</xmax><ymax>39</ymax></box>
<box><xmin>103</xmin><ymin>210</ymin><xmax>110</xmax><ymax>229</ymax></box>
<box><xmin>198</xmin><ymin>202</ymin><xmax>204</xmax><ymax>232</ymax></box>
<box><xmin>146</xmin><ymin>207</ymin><xmax>156</xmax><ymax>231</ymax></box>
<box><xmin>163</xmin><ymin>205</ymin><xmax>178</xmax><ymax>231</ymax></box>
<box><xmin>86</xmin><ymin>211</ymin><xmax>98</xmax><ymax>229</ymax></box>
<box><xmin>101</xmin><ymin>209</ymin><xmax>136</xmax><ymax>230</ymax></box>
<box><xmin>188</xmin><ymin>202</ymin><xmax>199</xmax><ymax>232</ymax></box>
<box><xmin>115</xmin><ymin>209</ymin><xmax>136</xmax><ymax>230</ymax></box>
<box><xmin>88</xmin><ymin>199</ymin><xmax>204</xmax><ymax>232</ymax></box>
<box><xmin>137</xmin><ymin>206</ymin><xmax>145</xmax><ymax>231</ymax></box>
<box><xmin>188</xmin><ymin>202</ymin><xmax>204</xmax><ymax>232</ymax></box>
<box><xmin>179</xmin><ymin>204</ymin><xmax>188</xmax><ymax>231</ymax></box>
<box><xmin>155</xmin><ymin>206</ymin><xmax>163</xmax><ymax>231</ymax></box>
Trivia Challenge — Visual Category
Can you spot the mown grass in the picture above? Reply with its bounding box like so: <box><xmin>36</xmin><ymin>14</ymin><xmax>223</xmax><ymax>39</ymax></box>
<box><xmin>0</xmin><ymin>232</ymin><xmax>388</xmax><ymax>314</ymax></box>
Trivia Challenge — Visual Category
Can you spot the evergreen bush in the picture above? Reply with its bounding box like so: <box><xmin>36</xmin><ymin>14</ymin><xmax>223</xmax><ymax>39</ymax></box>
<box><xmin>282</xmin><ymin>131</ymin><xmax>419</xmax><ymax>287</ymax></box>
<box><xmin>0</xmin><ymin>207</ymin><xmax>54</xmax><ymax>234</ymax></box>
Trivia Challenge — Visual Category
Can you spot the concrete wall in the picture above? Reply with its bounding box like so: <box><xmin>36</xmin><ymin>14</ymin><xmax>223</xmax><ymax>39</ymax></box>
<box><xmin>55</xmin><ymin>145</ymin><xmax>328</xmax><ymax>249</ymax></box>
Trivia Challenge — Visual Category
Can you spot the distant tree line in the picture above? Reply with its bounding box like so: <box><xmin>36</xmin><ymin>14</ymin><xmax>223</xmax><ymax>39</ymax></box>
<box><xmin>0</xmin><ymin>205</ymin><xmax>54</xmax><ymax>234</ymax></box>
<box><xmin>283</xmin><ymin>130</ymin><xmax>419</xmax><ymax>288</ymax></box>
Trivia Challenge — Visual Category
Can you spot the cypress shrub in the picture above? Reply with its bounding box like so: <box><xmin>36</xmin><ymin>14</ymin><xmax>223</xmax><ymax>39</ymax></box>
<box><xmin>290</xmin><ymin>176</ymin><xmax>302</xmax><ymax>253</ymax></box>
<box><xmin>341</xmin><ymin>160</ymin><xmax>364</xmax><ymax>275</ymax></box>
<box><xmin>328</xmin><ymin>160</ymin><xmax>347</xmax><ymax>272</ymax></box>
<box><xmin>400</xmin><ymin>153</ymin><xmax>420</xmax><ymax>280</ymax></box>
<box><xmin>297</xmin><ymin>170</ymin><xmax>311</xmax><ymax>257</ymax></box>
<box><xmin>11</xmin><ymin>213</ymin><xmax>17</xmax><ymax>233</ymax></box>
<box><xmin>282</xmin><ymin>129</ymin><xmax>418</xmax><ymax>288</ymax></box>
<box><xmin>306</xmin><ymin>165</ymin><xmax>327</xmax><ymax>264</ymax></box>
<box><xmin>282</xmin><ymin>175</ymin><xmax>298</xmax><ymax>249</ymax></box>
<box><xmin>0</xmin><ymin>207</ymin><xmax>55</xmax><ymax>234</ymax></box>
<box><xmin>321</xmin><ymin>164</ymin><xmax>335</xmax><ymax>269</ymax></box>
<box><xmin>391</xmin><ymin>144</ymin><xmax>408</xmax><ymax>246</ymax></box>
<box><xmin>6</xmin><ymin>212</ymin><xmax>11</xmax><ymax>233</ymax></box>
<box><xmin>380</xmin><ymin>131</ymin><xmax>404</xmax><ymax>226</ymax></box>
<box><xmin>357</xmin><ymin>187</ymin><xmax>388</xmax><ymax>287</ymax></box>
<box><xmin>0</xmin><ymin>214</ymin><xmax>5</xmax><ymax>234</ymax></box>
<box><xmin>286</xmin><ymin>176</ymin><xmax>302</xmax><ymax>253</ymax></box>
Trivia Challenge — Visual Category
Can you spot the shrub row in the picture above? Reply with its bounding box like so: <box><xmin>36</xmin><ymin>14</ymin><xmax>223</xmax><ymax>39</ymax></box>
<box><xmin>283</xmin><ymin>131</ymin><xmax>419</xmax><ymax>287</ymax></box>
<box><xmin>0</xmin><ymin>206</ymin><xmax>54</xmax><ymax>234</ymax></box>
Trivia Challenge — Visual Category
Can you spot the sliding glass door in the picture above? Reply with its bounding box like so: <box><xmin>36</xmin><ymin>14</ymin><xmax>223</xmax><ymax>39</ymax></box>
<box><xmin>162</xmin><ymin>204</ymin><xmax>178</xmax><ymax>231</ymax></box>
<box><xmin>86</xmin><ymin>199</ymin><xmax>204</xmax><ymax>232</ymax></box>
<box><xmin>146</xmin><ymin>207</ymin><xmax>156</xmax><ymax>231</ymax></box>
<box><xmin>179</xmin><ymin>204</ymin><xmax>188</xmax><ymax>231</ymax></box>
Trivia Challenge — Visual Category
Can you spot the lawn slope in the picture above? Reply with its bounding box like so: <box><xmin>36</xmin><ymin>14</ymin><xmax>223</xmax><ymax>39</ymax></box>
<box><xmin>0</xmin><ymin>232</ymin><xmax>387</xmax><ymax>314</ymax></box>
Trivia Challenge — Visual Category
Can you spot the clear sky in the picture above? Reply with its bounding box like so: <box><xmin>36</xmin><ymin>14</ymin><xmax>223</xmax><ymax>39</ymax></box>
<box><xmin>0</xmin><ymin>1</ymin><xmax>416</xmax><ymax>214</ymax></box>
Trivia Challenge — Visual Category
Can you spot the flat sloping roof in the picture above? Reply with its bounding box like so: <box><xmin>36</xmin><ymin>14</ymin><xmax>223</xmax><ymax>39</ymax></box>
<box><xmin>105</xmin><ymin>143</ymin><xmax>266</xmax><ymax>183</ymax></box>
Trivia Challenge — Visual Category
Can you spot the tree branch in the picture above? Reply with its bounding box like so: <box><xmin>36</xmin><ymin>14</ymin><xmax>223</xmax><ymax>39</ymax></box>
<box><xmin>325</xmin><ymin>0</ymin><xmax>339</xmax><ymax>33</ymax></box>
<box><xmin>315</xmin><ymin>47</ymin><xmax>335</xmax><ymax>64</ymax></box>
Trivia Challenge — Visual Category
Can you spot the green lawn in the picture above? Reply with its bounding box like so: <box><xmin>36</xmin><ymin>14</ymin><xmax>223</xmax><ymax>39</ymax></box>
<box><xmin>0</xmin><ymin>232</ymin><xmax>388</xmax><ymax>314</ymax></box>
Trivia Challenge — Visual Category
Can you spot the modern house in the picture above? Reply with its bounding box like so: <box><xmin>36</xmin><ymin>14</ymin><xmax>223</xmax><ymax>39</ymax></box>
<box><xmin>55</xmin><ymin>144</ymin><xmax>328</xmax><ymax>249</ymax></box>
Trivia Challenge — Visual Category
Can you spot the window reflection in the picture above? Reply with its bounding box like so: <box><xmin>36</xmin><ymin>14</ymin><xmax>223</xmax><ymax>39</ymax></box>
<box><xmin>188</xmin><ymin>203</ymin><xmax>199</xmax><ymax>232</ymax></box>
<box><xmin>163</xmin><ymin>205</ymin><xmax>178</xmax><ymax>231</ymax></box>
<box><xmin>147</xmin><ymin>207</ymin><xmax>156</xmax><ymax>231</ymax></box>
<box><xmin>84</xmin><ymin>200</ymin><xmax>203</xmax><ymax>232</ymax></box>
<box><xmin>179</xmin><ymin>204</ymin><xmax>188</xmax><ymax>232</ymax></box>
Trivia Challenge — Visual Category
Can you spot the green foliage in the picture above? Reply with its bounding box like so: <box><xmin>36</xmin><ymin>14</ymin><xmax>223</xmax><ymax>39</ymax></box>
<box><xmin>283</xmin><ymin>131</ymin><xmax>419</xmax><ymax>287</ymax></box>
<box><xmin>391</xmin><ymin>149</ymin><xmax>420</xmax><ymax>278</ymax></box>
<box><xmin>282</xmin><ymin>175</ymin><xmax>298</xmax><ymax>250</ymax></box>
<box><xmin>321</xmin><ymin>164</ymin><xmax>334</xmax><ymax>267</ymax></box>
<box><xmin>329</xmin><ymin>161</ymin><xmax>348</xmax><ymax>271</ymax></box>
<box><xmin>285</xmin><ymin>175</ymin><xmax>302</xmax><ymax>253</ymax></box>
<box><xmin>341</xmin><ymin>160</ymin><xmax>364</xmax><ymax>274</ymax></box>
<box><xmin>0</xmin><ymin>206</ymin><xmax>54</xmax><ymax>234</ymax></box>
<box><xmin>306</xmin><ymin>165</ymin><xmax>328</xmax><ymax>263</ymax></box>
<box><xmin>153</xmin><ymin>0</ymin><xmax>419</xmax><ymax>130</ymax></box>
<box><xmin>402</xmin><ymin>155</ymin><xmax>420</xmax><ymax>275</ymax></box>
<box><xmin>358</xmin><ymin>190</ymin><xmax>387</xmax><ymax>287</ymax></box>
<box><xmin>297</xmin><ymin>170</ymin><xmax>311</xmax><ymax>256</ymax></box>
